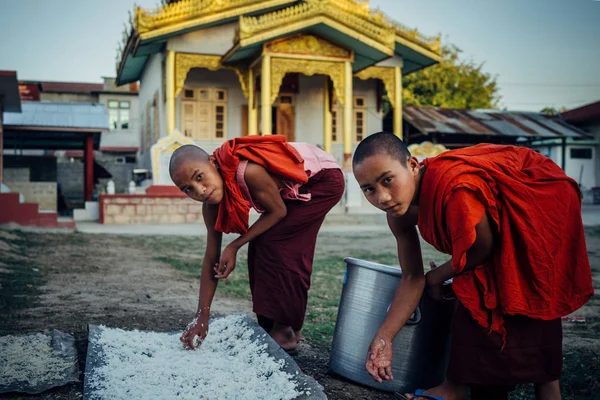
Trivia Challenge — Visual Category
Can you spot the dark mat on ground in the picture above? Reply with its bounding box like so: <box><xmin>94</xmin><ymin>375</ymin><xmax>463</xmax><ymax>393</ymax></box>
<box><xmin>0</xmin><ymin>329</ymin><xmax>78</xmax><ymax>394</ymax></box>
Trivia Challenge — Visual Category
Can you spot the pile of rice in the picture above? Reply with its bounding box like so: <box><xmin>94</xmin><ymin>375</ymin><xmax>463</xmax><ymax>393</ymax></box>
<box><xmin>87</xmin><ymin>314</ymin><xmax>306</xmax><ymax>399</ymax></box>
<box><xmin>0</xmin><ymin>332</ymin><xmax>76</xmax><ymax>391</ymax></box>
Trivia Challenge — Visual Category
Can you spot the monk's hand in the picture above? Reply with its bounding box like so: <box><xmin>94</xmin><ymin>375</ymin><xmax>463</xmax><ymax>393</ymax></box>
<box><xmin>214</xmin><ymin>244</ymin><xmax>238</xmax><ymax>279</ymax></box>
<box><xmin>365</xmin><ymin>333</ymin><xmax>394</xmax><ymax>383</ymax></box>
<box><xmin>180</xmin><ymin>314</ymin><xmax>209</xmax><ymax>350</ymax></box>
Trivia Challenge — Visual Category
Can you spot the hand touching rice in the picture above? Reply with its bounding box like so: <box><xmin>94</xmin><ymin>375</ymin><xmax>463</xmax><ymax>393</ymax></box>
<box><xmin>180</xmin><ymin>316</ymin><xmax>208</xmax><ymax>350</ymax></box>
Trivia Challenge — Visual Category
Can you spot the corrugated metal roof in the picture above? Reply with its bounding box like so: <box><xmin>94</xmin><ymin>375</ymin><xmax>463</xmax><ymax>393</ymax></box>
<box><xmin>561</xmin><ymin>100</ymin><xmax>600</xmax><ymax>123</ymax></box>
<box><xmin>404</xmin><ymin>105</ymin><xmax>588</xmax><ymax>138</ymax></box>
<box><xmin>3</xmin><ymin>102</ymin><xmax>108</xmax><ymax>131</ymax></box>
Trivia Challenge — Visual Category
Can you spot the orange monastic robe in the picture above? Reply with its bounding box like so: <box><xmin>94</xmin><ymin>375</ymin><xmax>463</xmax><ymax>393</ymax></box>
<box><xmin>417</xmin><ymin>144</ymin><xmax>594</xmax><ymax>339</ymax></box>
<box><xmin>212</xmin><ymin>135</ymin><xmax>308</xmax><ymax>234</ymax></box>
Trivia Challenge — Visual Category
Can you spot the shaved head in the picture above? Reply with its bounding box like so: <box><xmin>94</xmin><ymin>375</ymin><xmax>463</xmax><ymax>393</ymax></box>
<box><xmin>169</xmin><ymin>145</ymin><xmax>210</xmax><ymax>179</ymax></box>
<box><xmin>353</xmin><ymin>132</ymin><xmax>411</xmax><ymax>167</ymax></box>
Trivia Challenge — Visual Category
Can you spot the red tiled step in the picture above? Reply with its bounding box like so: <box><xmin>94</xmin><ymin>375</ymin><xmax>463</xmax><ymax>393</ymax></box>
<box><xmin>0</xmin><ymin>193</ymin><xmax>75</xmax><ymax>230</ymax></box>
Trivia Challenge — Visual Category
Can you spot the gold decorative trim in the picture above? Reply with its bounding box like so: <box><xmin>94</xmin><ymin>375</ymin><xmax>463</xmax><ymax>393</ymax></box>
<box><xmin>239</xmin><ymin>15</ymin><xmax>392</xmax><ymax>57</ymax></box>
<box><xmin>370</xmin><ymin>9</ymin><xmax>441</xmax><ymax>54</ymax></box>
<box><xmin>237</xmin><ymin>0</ymin><xmax>440</xmax><ymax>56</ymax></box>
<box><xmin>239</xmin><ymin>0</ymin><xmax>396</xmax><ymax>50</ymax></box>
<box><xmin>355</xmin><ymin>66</ymin><xmax>397</xmax><ymax>108</ymax></box>
<box><xmin>174</xmin><ymin>53</ymin><xmax>249</xmax><ymax>99</ymax></box>
<box><xmin>266</xmin><ymin>34</ymin><xmax>352</xmax><ymax>59</ymax></box>
<box><xmin>270</xmin><ymin>57</ymin><xmax>346</xmax><ymax>106</ymax></box>
<box><xmin>135</xmin><ymin>0</ymin><xmax>294</xmax><ymax>34</ymax></box>
<box><xmin>120</xmin><ymin>0</ymin><xmax>440</xmax><ymax>84</ymax></box>
<box><xmin>235</xmin><ymin>67</ymin><xmax>250</xmax><ymax>100</ymax></box>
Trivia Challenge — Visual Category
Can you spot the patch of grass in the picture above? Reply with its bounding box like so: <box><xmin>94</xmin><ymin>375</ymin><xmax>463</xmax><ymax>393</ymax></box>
<box><xmin>154</xmin><ymin>256</ymin><xmax>202</xmax><ymax>277</ymax></box>
<box><xmin>1</xmin><ymin>230</ymin><xmax>42</xmax><ymax>249</ymax></box>
<box><xmin>124</xmin><ymin>235</ymin><xmax>203</xmax><ymax>255</ymax></box>
<box><xmin>63</xmin><ymin>232</ymin><xmax>91</xmax><ymax>246</ymax></box>
<box><xmin>0</xmin><ymin>259</ymin><xmax>43</xmax><ymax>311</ymax></box>
<box><xmin>154</xmin><ymin>255</ymin><xmax>251</xmax><ymax>299</ymax></box>
<box><xmin>560</xmin><ymin>346</ymin><xmax>600</xmax><ymax>399</ymax></box>
<box><xmin>303</xmin><ymin>256</ymin><xmax>346</xmax><ymax>344</ymax></box>
<box><xmin>0</xmin><ymin>237</ymin><xmax>45</xmax><ymax>329</ymax></box>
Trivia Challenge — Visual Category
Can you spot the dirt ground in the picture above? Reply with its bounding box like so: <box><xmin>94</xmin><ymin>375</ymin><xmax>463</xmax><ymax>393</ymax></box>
<box><xmin>0</xmin><ymin>225</ymin><xmax>599</xmax><ymax>400</ymax></box>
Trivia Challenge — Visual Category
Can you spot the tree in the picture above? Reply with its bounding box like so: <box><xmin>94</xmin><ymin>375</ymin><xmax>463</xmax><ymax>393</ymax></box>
<box><xmin>540</xmin><ymin>106</ymin><xmax>568</xmax><ymax>116</ymax></box>
<box><xmin>400</xmin><ymin>44</ymin><xmax>500</xmax><ymax>110</ymax></box>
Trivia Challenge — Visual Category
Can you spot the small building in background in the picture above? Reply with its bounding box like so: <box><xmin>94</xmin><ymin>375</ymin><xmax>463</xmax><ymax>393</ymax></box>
<box><xmin>401</xmin><ymin>105</ymin><xmax>595</xmax><ymax>191</ymax></box>
<box><xmin>560</xmin><ymin>101</ymin><xmax>600</xmax><ymax>190</ymax></box>
<box><xmin>18</xmin><ymin>78</ymin><xmax>140</xmax><ymax>161</ymax></box>
<box><xmin>14</xmin><ymin>78</ymin><xmax>141</xmax><ymax>208</ymax></box>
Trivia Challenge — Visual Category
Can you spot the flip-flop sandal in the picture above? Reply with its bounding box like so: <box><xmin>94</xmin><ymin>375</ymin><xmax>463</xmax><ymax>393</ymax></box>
<box><xmin>412</xmin><ymin>389</ymin><xmax>445</xmax><ymax>400</ymax></box>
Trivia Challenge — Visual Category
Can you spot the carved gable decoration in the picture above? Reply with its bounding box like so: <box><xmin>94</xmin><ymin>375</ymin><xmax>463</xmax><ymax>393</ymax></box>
<box><xmin>266</xmin><ymin>35</ymin><xmax>352</xmax><ymax>59</ymax></box>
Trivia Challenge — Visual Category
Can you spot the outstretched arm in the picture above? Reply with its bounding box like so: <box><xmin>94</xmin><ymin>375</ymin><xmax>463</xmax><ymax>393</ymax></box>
<box><xmin>180</xmin><ymin>202</ymin><xmax>222</xmax><ymax>349</ymax></box>
<box><xmin>366</xmin><ymin>209</ymin><xmax>426</xmax><ymax>383</ymax></box>
<box><xmin>214</xmin><ymin>162</ymin><xmax>287</xmax><ymax>279</ymax></box>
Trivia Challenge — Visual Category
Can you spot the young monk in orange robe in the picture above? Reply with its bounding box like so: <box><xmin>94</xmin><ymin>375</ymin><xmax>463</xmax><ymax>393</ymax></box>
<box><xmin>169</xmin><ymin>136</ymin><xmax>344</xmax><ymax>353</ymax></box>
<box><xmin>352</xmin><ymin>132</ymin><xmax>594</xmax><ymax>400</ymax></box>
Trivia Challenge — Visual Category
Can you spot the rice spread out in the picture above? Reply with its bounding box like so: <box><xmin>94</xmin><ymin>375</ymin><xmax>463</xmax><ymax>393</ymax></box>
<box><xmin>87</xmin><ymin>315</ymin><xmax>304</xmax><ymax>399</ymax></box>
<box><xmin>0</xmin><ymin>333</ymin><xmax>75</xmax><ymax>387</ymax></box>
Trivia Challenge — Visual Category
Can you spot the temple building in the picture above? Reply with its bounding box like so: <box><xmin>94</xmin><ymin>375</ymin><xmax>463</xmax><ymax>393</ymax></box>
<box><xmin>115</xmin><ymin>0</ymin><xmax>441</xmax><ymax>180</ymax></box>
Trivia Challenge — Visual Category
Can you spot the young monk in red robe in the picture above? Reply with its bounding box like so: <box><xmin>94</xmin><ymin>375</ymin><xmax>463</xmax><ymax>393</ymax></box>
<box><xmin>169</xmin><ymin>136</ymin><xmax>344</xmax><ymax>353</ymax></box>
<box><xmin>352</xmin><ymin>132</ymin><xmax>593</xmax><ymax>400</ymax></box>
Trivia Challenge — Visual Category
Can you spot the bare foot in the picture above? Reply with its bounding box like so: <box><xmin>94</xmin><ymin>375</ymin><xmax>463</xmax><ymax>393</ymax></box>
<box><xmin>270</xmin><ymin>323</ymin><xmax>297</xmax><ymax>351</ymax></box>
<box><xmin>294</xmin><ymin>330</ymin><xmax>303</xmax><ymax>344</ymax></box>
<box><xmin>406</xmin><ymin>381</ymin><xmax>467</xmax><ymax>400</ymax></box>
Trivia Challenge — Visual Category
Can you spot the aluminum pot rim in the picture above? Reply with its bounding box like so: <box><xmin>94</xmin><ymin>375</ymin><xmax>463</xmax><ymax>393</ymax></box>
<box><xmin>344</xmin><ymin>257</ymin><xmax>402</xmax><ymax>277</ymax></box>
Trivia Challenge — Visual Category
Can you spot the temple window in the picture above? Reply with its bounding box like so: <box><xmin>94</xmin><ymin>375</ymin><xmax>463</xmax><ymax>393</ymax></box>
<box><xmin>181</xmin><ymin>87</ymin><xmax>228</xmax><ymax>140</ymax></box>
<box><xmin>354</xmin><ymin>96</ymin><xmax>367</xmax><ymax>142</ymax></box>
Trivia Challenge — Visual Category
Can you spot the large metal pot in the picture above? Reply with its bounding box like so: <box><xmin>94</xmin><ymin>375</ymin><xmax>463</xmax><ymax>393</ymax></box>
<box><xmin>329</xmin><ymin>258</ymin><xmax>456</xmax><ymax>393</ymax></box>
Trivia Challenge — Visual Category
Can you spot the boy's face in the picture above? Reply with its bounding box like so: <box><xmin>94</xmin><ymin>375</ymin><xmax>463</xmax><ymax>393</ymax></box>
<box><xmin>353</xmin><ymin>153</ymin><xmax>421</xmax><ymax>217</ymax></box>
<box><xmin>171</xmin><ymin>156</ymin><xmax>224</xmax><ymax>204</ymax></box>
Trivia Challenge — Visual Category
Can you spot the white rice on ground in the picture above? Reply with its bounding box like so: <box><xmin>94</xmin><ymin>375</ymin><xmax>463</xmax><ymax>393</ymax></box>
<box><xmin>87</xmin><ymin>314</ymin><xmax>305</xmax><ymax>400</ymax></box>
<box><xmin>0</xmin><ymin>333</ymin><xmax>75</xmax><ymax>388</ymax></box>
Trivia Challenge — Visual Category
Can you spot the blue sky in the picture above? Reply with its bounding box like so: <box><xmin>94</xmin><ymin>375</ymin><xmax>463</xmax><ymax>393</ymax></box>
<box><xmin>0</xmin><ymin>0</ymin><xmax>598</xmax><ymax>111</ymax></box>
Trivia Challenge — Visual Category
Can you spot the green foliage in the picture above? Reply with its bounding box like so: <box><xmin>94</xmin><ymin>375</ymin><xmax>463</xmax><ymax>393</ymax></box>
<box><xmin>401</xmin><ymin>44</ymin><xmax>500</xmax><ymax>110</ymax></box>
<box><xmin>540</xmin><ymin>106</ymin><xmax>568</xmax><ymax>116</ymax></box>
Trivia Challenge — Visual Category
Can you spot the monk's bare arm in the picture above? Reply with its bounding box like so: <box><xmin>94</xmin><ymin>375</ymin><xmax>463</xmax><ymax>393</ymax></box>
<box><xmin>377</xmin><ymin>210</ymin><xmax>426</xmax><ymax>341</ymax></box>
<box><xmin>228</xmin><ymin>162</ymin><xmax>287</xmax><ymax>250</ymax></box>
<box><xmin>197</xmin><ymin>202</ymin><xmax>223</xmax><ymax>316</ymax></box>
<box><xmin>427</xmin><ymin>212</ymin><xmax>495</xmax><ymax>287</ymax></box>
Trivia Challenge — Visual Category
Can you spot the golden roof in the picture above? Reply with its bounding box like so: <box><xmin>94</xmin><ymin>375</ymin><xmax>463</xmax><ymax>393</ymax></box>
<box><xmin>132</xmin><ymin>0</ymin><xmax>440</xmax><ymax>53</ymax></box>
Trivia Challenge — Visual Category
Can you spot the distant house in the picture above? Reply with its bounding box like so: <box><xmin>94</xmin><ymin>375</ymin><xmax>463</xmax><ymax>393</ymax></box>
<box><xmin>400</xmin><ymin>105</ymin><xmax>594</xmax><ymax>189</ymax></box>
<box><xmin>11</xmin><ymin>78</ymin><xmax>143</xmax><ymax>206</ymax></box>
<box><xmin>560</xmin><ymin>101</ymin><xmax>600</xmax><ymax>189</ymax></box>
<box><xmin>18</xmin><ymin>78</ymin><xmax>140</xmax><ymax>160</ymax></box>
